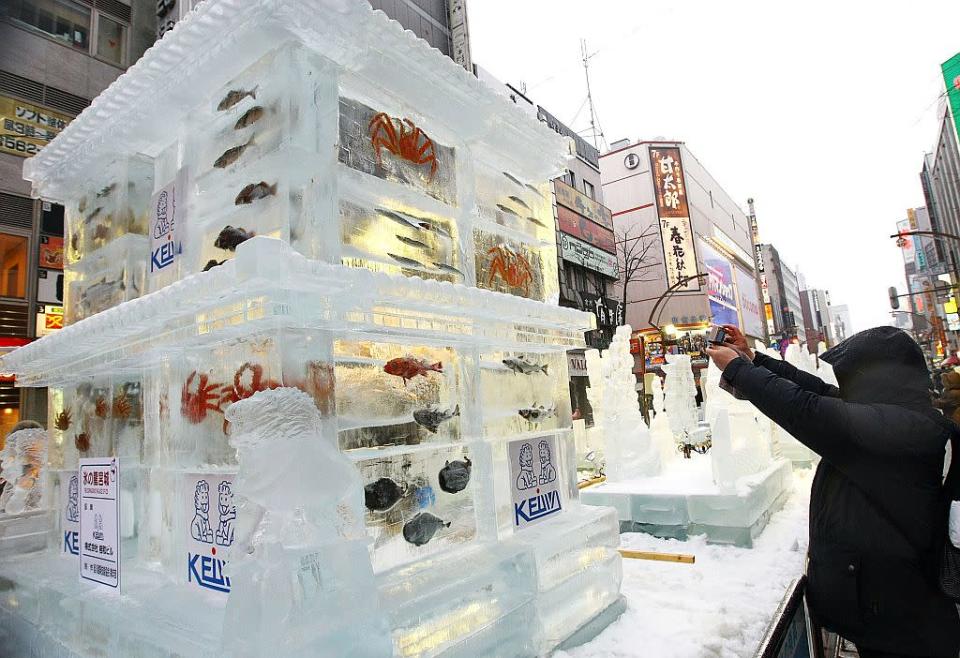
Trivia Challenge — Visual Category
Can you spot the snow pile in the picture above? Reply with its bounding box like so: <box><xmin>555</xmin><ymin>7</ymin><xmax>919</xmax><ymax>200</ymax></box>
<box><xmin>564</xmin><ymin>468</ymin><xmax>813</xmax><ymax>658</ymax></box>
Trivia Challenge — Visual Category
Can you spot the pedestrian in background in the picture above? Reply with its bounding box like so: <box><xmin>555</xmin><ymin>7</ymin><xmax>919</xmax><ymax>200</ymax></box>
<box><xmin>707</xmin><ymin>325</ymin><xmax>960</xmax><ymax>658</ymax></box>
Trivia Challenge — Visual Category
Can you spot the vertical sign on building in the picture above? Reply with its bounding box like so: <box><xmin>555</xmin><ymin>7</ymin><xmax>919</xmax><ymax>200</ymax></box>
<box><xmin>448</xmin><ymin>0</ymin><xmax>473</xmax><ymax>73</ymax></box>
<box><xmin>649</xmin><ymin>147</ymin><xmax>700</xmax><ymax>291</ymax></box>
<box><xmin>79</xmin><ymin>458</ymin><xmax>120</xmax><ymax>590</ymax></box>
<box><xmin>942</xmin><ymin>52</ymin><xmax>960</xmax><ymax>144</ymax></box>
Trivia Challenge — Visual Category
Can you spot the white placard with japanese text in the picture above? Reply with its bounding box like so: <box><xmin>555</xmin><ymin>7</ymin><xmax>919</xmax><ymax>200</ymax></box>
<box><xmin>509</xmin><ymin>435</ymin><xmax>563</xmax><ymax>530</ymax></box>
<box><xmin>79</xmin><ymin>458</ymin><xmax>120</xmax><ymax>590</ymax></box>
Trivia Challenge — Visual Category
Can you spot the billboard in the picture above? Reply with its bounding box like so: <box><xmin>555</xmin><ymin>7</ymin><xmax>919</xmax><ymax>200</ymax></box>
<box><xmin>557</xmin><ymin>205</ymin><xmax>616</xmax><ymax>254</ymax></box>
<box><xmin>943</xmin><ymin>52</ymin><xmax>960</xmax><ymax>144</ymax></box>
<box><xmin>896</xmin><ymin>218</ymin><xmax>915</xmax><ymax>264</ymax></box>
<box><xmin>554</xmin><ymin>180</ymin><xmax>614</xmax><ymax>231</ymax></box>
<box><xmin>699</xmin><ymin>240</ymin><xmax>738</xmax><ymax>327</ymax></box>
<box><xmin>649</xmin><ymin>146</ymin><xmax>700</xmax><ymax>292</ymax></box>
<box><xmin>0</xmin><ymin>96</ymin><xmax>71</xmax><ymax>158</ymax></box>
<box><xmin>735</xmin><ymin>267</ymin><xmax>764</xmax><ymax>338</ymax></box>
<box><xmin>558</xmin><ymin>233</ymin><xmax>618</xmax><ymax>278</ymax></box>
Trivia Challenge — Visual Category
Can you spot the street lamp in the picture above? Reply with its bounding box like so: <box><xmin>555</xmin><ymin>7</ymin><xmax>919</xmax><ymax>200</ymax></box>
<box><xmin>647</xmin><ymin>272</ymin><xmax>710</xmax><ymax>334</ymax></box>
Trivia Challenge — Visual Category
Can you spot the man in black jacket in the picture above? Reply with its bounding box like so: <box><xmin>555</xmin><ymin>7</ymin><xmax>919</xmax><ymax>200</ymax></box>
<box><xmin>706</xmin><ymin>325</ymin><xmax>960</xmax><ymax>658</ymax></box>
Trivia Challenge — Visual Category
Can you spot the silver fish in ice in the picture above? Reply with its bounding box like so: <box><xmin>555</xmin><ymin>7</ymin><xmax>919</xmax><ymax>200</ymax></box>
<box><xmin>387</xmin><ymin>252</ymin><xmax>426</xmax><ymax>269</ymax></box>
<box><xmin>214</xmin><ymin>136</ymin><xmax>255</xmax><ymax>168</ymax></box>
<box><xmin>413</xmin><ymin>404</ymin><xmax>460</xmax><ymax>433</ymax></box>
<box><xmin>518</xmin><ymin>404</ymin><xmax>557</xmax><ymax>423</ymax></box>
<box><xmin>217</xmin><ymin>86</ymin><xmax>258</xmax><ymax>111</ymax></box>
<box><xmin>503</xmin><ymin>357</ymin><xmax>549</xmax><ymax>375</ymax></box>
<box><xmin>396</xmin><ymin>235</ymin><xmax>430</xmax><ymax>250</ymax></box>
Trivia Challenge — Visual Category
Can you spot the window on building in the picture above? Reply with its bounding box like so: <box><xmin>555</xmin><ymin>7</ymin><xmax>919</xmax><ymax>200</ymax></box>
<box><xmin>96</xmin><ymin>13</ymin><xmax>126</xmax><ymax>65</ymax></box>
<box><xmin>565</xmin><ymin>170</ymin><xmax>576</xmax><ymax>189</ymax></box>
<box><xmin>5</xmin><ymin>0</ymin><xmax>90</xmax><ymax>51</ymax></box>
<box><xmin>583</xmin><ymin>180</ymin><xmax>595</xmax><ymax>199</ymax></box>
<box><xmin>0</xmin><ymin>234</ymin><xmax>28</xmax><ymax>299</ymax></box>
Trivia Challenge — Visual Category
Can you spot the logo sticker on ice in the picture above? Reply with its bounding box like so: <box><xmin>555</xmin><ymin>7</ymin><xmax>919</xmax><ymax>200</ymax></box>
<box><xmin>509</xmin><ymin>436</ymin><xmax>562</xmax><ymax>529</ymax></box>
<box><xmin>62</xmin><ymin>473</ymin><xmax>79</xmax><ymax>556</ymax></box>
<box><xmin>150</xmin><ymin>169</ymin><xmax>187</xmax><ymax>273</ymax></box>
<box><xmin>186</xmin><ymin>476</ymin><xmax>235</xmax><ymax>593</ymax></box>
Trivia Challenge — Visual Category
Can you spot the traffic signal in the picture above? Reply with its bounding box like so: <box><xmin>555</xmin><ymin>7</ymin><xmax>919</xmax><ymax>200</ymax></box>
<box><xmin>888</xmin><ymin>286</ymin><xmax>900</xmax><ymax>310</ymax></box>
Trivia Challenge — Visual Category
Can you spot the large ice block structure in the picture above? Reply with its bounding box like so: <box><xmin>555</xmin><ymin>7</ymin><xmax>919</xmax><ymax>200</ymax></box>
<box><xmin>582</xmin><ymin>351</ymin><xmax>791</xmax><ymax>547</ymax></box>
<box><xmin>0</xmin><ymin>1</ymin><xmax>625</xmax><ymax>655</ymax></box>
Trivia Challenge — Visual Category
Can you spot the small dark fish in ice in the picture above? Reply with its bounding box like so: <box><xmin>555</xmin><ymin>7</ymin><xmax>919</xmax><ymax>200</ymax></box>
<box><xmin>214</xmin><ymin>136</ymin><xmax>255</xmax><ymax>169</ymax></box>
<box><xmin>419</xmin><ymin>221</ymin><xmax>451</xmax><ymax>239</ymax></box>
<box><xmin>364</xmin><ymin>477</ymin><xmax>404</xmax><ymax>512</ymax></box>
<box><xmin>438</xmin><ymin>458</ymin><xmax>471</xmax><ymax>494</ymax></box>
<box><xmin>402</xmin><ymin>512</ymin><xmax>450</xmax><ymax>546</ymax></box>
<box><xmin>525</xmin><ymin>183</ymin><xmax>544</xmax><ymax>197</ymax></box>
<box><xmin>96</xmin><ymin>183</ymin><xmax>116</xmax><ymax>198</ymax></box>
<box><xmin>234</xmin><ymin>105</ymin><xmax>264</xmax><ymax>130</ymax></box>
<box><xmin>518</xmin><ymin>404</ymin><xmax>557</xmax><ymax>423</ymax></box>
<box><xmin>413</xmin><ymin>404</ymin><xmax>460</xmax><ymax>433</ymax></box>
<box><xmin>78</xmin><ymin>196</ymin><xmax>88</xmax><ymax>213</ymax></box>
<box><xmin>203</xmin><ymin>259</ymin><xmax>225</xmax><ymax>272</ymax></box>
<box><xmin>503</xmin><ymin>171</ymin><xmax>525</xmax><ymax>187</ymax></box>
<box><xmin>396</xmin><ymin>235</ymin><xmax>430</xmax><ymax>250</ymax></box>
<box><xmin>508</xmin><ymin>195</ymin><xmax>531</xmax><ymax>210</ymax></box>
<box><xmin>217</xmin><ymin>86</ymin><xmax>258</xmax><ymax>111</ymax></box>
<box><xmin>433</xmin><ymin>262</ymin><xmax>464</xmax><ymax>278</ymax></box>
<box><xmin>384</xmin><ymin>357</ymin><xmax>442</xmax><ymax>384</ymax></box>
<box><xmin>215</xmin><ymin>225</ymin><xmax>255</xmax><ymax>251</ymax></box>
<box><xmin>496</xmin><ymin>203</ymin><xmax>520</xmax><ymax>217</ymax></box>
<box><xmin>93</xmin><ymin>224</ymin><xmax>110</xmax><ymax>241</ymax></box>
<box><xmin>84</xmin><ymin>207</ymin><xmax>103</xmax><ymax>224</ymax></box>
<box><xmin>234</xmin><ymin>181</ymin><xmax>277</xmax><ymax>205</ymax></box>
<box><xmin>503</xmin><ymin>357</ymin><xmax>549</xmax><ymax>375</ymax></box>
<box><xmin>387</xmin><ymin>252</ymin><xmax>426</xmax><ymax>269</ymax></box>
<box><xmin>379</xmin><ymin>208</ymin><xmax>427</xmax><ymax>231</ymax></box>
<box><xmin>526</xmin><ymin>216</ymin><xmax>548</xmax><ymax>228</ymax></box>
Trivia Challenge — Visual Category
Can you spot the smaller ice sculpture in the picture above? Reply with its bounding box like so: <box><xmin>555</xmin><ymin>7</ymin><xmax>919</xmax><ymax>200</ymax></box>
<box><xmin>584</xmin><ymin>326</ymin><xmax>660</xmax><ymax>480</ymax></box>
<box><xmin>757</xmin><ymin>343</ymin><xmax>818</xmax><ymax>465</ymax></box>
<box><xmin>647</xmin><ymin>374</ymin><xmax>675</xmax><ymax>465</ymax></box>
<box><xmin>660</xmin><ymin>354</ymin><xmax>699</xmax><ymax>444</ymax></box>
<box><xmin>0</xmin><ymin>428</ymin><xmax>48</xmax><ymax>515</ymax></box>
<box><xmin>222</xmin><ymin>388</ymin><xmax>392</xmax><ymax>657</ymax></box>
<box><xmin>702</xmin><ymin>360</ymin><xmax>773</xmax><ymax>492</ymax></box>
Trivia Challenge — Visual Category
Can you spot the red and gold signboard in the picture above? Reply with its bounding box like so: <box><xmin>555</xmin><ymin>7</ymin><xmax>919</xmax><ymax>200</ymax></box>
<box><xmin>554</xmin><ymin>180</ymin><xmax>614</xmax><ymax>231</ymax></box>
<box><xmin>557</xmin><ymin>205</ymin><xmax>616</xmax><ymax>254</ymax></box>
<box><xmin>649</xmin><ymin>146</ymin><xmax>700</xmax><ymax>292</ymax></box>
<box><xmin>39</xmin><ymin>235</ymin><xmax>64</xmax><ymax>270</ymax></box>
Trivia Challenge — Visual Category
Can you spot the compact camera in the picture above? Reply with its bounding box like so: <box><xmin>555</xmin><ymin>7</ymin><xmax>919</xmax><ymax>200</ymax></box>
<box><xmin>708</xmin><ymin>326</ymin><xmax>729</xmax><ymax>345</ymax></box>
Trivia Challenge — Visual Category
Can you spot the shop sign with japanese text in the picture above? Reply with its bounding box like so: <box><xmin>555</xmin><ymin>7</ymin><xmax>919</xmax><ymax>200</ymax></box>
<box><xmin>559</xmin><ymin>233</ymin><xmax>618</xmax><ymax>278</ymax></box>
<box><xmin>557</xmin><ymin>205</ymin><xmax>616</xmax><ymax>254</ymax></box>
<box><xmin>0</xmin><ymin>96</ymin><xmax>71</xmax><ymax>158</ymax></box>
<box><xmin>79</xmin><ymin>458</ymin><xmax>120</xmax><ymax>590</ymax></box>
<box><xmin>554</xmin><ymin>180</ymin><xmax>614</xmax><ymax>231</ymax></box>
<box><xmin>649</xmin><ymin>146</ymin><xmax>699</xmax><ymax>291</ymax></box>
<box><xmin>580</xmin><ymin>292</ymin><xmax>624</xmax><ymax>329</ymax></box>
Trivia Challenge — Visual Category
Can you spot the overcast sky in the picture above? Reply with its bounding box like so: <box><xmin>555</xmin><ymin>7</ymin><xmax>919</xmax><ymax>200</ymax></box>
<box><xmin>468</xmin><ymin>1</ymin><xmax>960</xmax><ymax>333</ymax></box>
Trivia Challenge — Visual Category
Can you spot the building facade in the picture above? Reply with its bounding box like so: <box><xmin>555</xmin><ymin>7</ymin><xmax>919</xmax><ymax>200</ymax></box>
<box><xmin>368</xmin><ymin>0</ymin><xmax>471</xmax><ymax>70</ymax></box>
<box><xmin>798</xmin><ymin>288</ymin><xmax>832</xmax><ymax>350</ymax></box>
<box><xmin>830</xmin><ymin>304</ymin><xmax>852</xmax><ymax>343</ymax></box>
<box><xmin>757</xmin><ymin>244</ymin><xmax>805</xmax><ymax>346</ymax></box>
<box><xmin>0</xmin><ymin>0</ymin><xmax>155</xmax><ymax>432</ymax></box>
<box><xmin>600</xmin><ymin>140</ymin><xmax>762</xmax><ymax>377</ymax></box>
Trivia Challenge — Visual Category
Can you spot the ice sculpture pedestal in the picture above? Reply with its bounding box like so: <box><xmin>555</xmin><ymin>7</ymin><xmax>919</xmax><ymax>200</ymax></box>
<box><xmin>581</xmin><ymin>456</ymin><xmax>792</xmax><ymax>548</ymax></box>
<box><xmin>0</xmin><ymin>509</ymin><xmax>55</xmax><ymax>558</ymax></box>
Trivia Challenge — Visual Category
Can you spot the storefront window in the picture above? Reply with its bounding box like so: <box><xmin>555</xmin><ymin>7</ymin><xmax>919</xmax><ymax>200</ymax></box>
<box><xmin>4</xmin><ymin>0</ymin><xmax>90</xmax><ymax>51</ymax></box>
<box><xmin>96</xmin><ymin>13</ymin><xmax>126</xmax><ymax>65</ymax></box>
<box><xmin>0</xmin><ymin>234</ymin><xmax>29</xmax><ymax>299</ymax></box>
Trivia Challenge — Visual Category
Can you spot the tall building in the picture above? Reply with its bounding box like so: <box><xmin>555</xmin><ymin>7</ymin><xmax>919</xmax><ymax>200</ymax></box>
<box><xmin>368</xmin><ymin>0</ymin><xmax>471</xmax><ymax>70</ymax></box>
<box><xmin>600</xmin><ymin>140</ymin><xmax>762</xmax><ymax>379</ymax></box>
<box><xmin>798</xmin><ymin>288</ymin><xmax>832</xmax><ymax>350</ymax></box>
<box><xmin>830</xmin><ymin>304</ymin><xmax>853</xmax><ymax>343</ymax></box>
<box><xmin>757</xmin><ymin>244</ymin><xmax>805</xmax><ymax>345</ymax></box>
<box><xmin>0</xmin><ymin>1</ymin><xmax>155</xmax><ymax>431</ymax></box>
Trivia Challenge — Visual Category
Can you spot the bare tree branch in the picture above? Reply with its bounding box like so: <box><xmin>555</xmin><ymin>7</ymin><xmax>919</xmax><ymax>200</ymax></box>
<box><xmin>614</xmin><ymin>223</ymin><xmax>663</xmax><ymax>318</ymax></box>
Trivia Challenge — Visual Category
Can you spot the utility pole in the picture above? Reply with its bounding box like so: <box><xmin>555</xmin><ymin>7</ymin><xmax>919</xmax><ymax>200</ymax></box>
<box><xmin>581</xmin><ymin>39</ymin><xmax>603</xmax><ymax>151</ymax></box>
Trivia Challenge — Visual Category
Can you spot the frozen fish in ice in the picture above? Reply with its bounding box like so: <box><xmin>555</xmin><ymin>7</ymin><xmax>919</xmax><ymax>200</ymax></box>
<box><xmin>438</xmin><ymin>458</ymin><xmax>471</xmax><ymax>494</ymax></box>
<box><xmin>97</xmin><ymin>183</ymin><xmax>116</xmax><ymax>198</ymax></box>
<box><xmin>75</xmin><ymin>433</ymin><xmax>90</xmax><ymax>452</ymax></box>
<box><xmin>518</xmin><ymin>404</ymin><xmax>557</xmax><ymax>423</ymax></box>
<box><xmin>387</xmin><ymin>252</ymin><xmax>426</xmax><ymax>269</ymax></box>
<box><xmin>496</xmin><ymin>203</ymin><xmax>520</xmax><ymax>216</ymax></box>
<box><xmin>402</xmin><ymin>512</ymin><xmax>450</xmax><ymax>546</ymax></box>
<box><xmin>364</xmin><ymin>477</ymin><xmax>405</xmax><ymax>512</ymax></box>
<box><xmin>234</xmin><ymin>181</ymin><xmax>277</xmax><ymax>205</ymax></box>
<box><xmin>395</xmin><ymin>235</ymin><xmax>430</xmax><ymax>250</ymax></box>
<box><xmin>413</xmin><ymin>404</ymin><xmax>460</xmax><ymax>433</ymax></box>
<box><xmin>384</xmin><ymin>357</ymin><xmax>443</xmax><ymax>384</ymax></box>
<box><xmin>234</xmin><ymin>105</ymin><xmax>264</xmax><ymax>130</ymax></box>
<box><xmin>503</xmin><ymin>171</ymin><xmax>525</xmax><ymax>187</ymax></box>
<box><xmin>203</xmin><ymin>259</ymin><xmax>225</xmax><ymax>272</ymax></box>
<box><xmin>217</xmin><ymin>85</ymin><xmax>258</xmax><ymax>111</ymax></box>
<box><xmin>526</xmin><ymin>216</ymin><xmax>548</xmax><ymax>228</ymax></box>
<box><xmin>503</xmin><ymin>356</ymin><xmax>549</xmax><ymax>375</ymax></box>
<box><xmin>213</xmin><ymin>136</ymin><xmax>255</xmax><ymax>168</ymax></box>
<box><xmin>508</xmin><ymin>195</ymin><xmax>531</xmax><ymax>210</ymax></box>
<box><xmin>84</xmin><ymin>207</ymin><xmax>103</xmax><ymax>223</ymax></box>
<box><xmin>525</xmin><ymin>183</ymin><xmax>544</xmax><ymax>197</ymax></box>
<box><xmin>419</xmin><ymin>220</ymin><xmax>451</xmax><ymax>239</ymax></box>
<box><xmin>432</xmin><ymin>262</ymin><xmax>464</xmax><ymax>278</ymax></box>
<box><xmin>81</xmin><ymin>277</ymin><xmax>125</xmax><ymax>303</ymax></box>
<box><xmin>379</xmin><ymin>208</ymin><xmax>427</xmax><ymax>231</ymax></box>
<box><xmin>214</xmin><ymin>225</ymin><xmax>255</xmax><ymax>251</ymax></box>
<box><xmin>78</xmin><ymin>196</ymin><xmax>88</xmax><ymax>213</ymax></box>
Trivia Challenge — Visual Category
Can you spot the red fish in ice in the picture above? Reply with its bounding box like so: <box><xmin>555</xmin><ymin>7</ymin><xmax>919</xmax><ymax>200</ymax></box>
<box><xmin>384</xmin><ymin>357</ymin><xmax>443</xmax><ymax>385</ymax></box>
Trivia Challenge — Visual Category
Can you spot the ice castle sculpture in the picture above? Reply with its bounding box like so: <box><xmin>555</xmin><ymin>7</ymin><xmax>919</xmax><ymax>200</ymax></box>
<box><xmin>0</xmin><ymin>1</ymin><xmax>624</xmax><ymax>655</ymax></box>
<box><xmin>583</xmin><ymin>326</ymin><xmax>660</xmax><ymax>481</ymax></box>
<box><xmin>777</xmin><ymin>344</ymin><xmax>820</xmax><ymax>465</ymax></box>
<box><xmin>660</xmin><ymin>354</ymin><xmax>700</xmax><ymax>444</ymax></box>
<box><xmin>0</xmin><ymin>427</ymin><xmax>53</xmax><ymax>556</ymax></box>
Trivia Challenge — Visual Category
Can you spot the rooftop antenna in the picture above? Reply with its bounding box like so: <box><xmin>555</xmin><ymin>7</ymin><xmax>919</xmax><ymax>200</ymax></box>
<box><xmin>581</xmin><ymin>39</ymin><xmax>605</xmax><ymax>151</ymax></box>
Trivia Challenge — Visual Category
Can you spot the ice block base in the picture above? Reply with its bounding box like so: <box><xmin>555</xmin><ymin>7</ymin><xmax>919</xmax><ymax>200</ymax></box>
<box><xmin>581</xmin><ymin>458</ymin><xmax>792</xmax><ymax>548</ymax></box>
<box><xmin>0</xmin><ymin>509</ymin><xmax>54</xmax><ymax>559</ymax></box>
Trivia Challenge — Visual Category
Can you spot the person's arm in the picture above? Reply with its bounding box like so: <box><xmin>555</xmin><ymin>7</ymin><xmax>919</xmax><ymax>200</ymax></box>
<box><xmin>751</xmin><ymin>351</ymin><xmax>839</xmax><ymax>398</ymax></box>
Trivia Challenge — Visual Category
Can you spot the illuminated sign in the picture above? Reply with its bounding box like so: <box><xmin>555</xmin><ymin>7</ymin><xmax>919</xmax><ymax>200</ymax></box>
<box><xmin>557</xmin><ymin>205</ymin><xmax>615</xmax><ymax>253</ymax></box>
<box><xmin>554</xmin><ymin>180</ymin><xmax>613</xmax><ymax>231</ymax></box>
<box><xmin>649</xmin><ymin>146</ymin><xmax>699</xmax><ymax>291</ymax></box>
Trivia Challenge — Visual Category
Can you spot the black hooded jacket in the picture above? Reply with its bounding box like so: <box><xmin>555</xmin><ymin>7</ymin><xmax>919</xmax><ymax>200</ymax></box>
<box><xmin>722</xmin><ymin>327</ymin><xmax>960</xmax><ymax>656</ymax></box>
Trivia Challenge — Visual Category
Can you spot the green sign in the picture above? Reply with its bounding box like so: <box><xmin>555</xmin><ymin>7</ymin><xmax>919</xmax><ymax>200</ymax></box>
<box><xmin>944</xmin><ymin>52</ymin><xmax>960</xmax><ymax>143</ymax></box>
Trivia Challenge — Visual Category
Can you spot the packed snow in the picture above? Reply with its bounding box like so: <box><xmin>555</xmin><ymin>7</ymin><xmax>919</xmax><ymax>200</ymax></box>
<box><xmin>564</xmin><ymin>468</ymin><xmax>814</xmax><ymax>658</ymax></box>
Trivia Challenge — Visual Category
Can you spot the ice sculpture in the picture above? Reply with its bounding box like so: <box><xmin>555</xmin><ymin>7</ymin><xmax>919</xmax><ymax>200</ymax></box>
<box><xmin>772</xmin><ymin>345</ymin><xmax>819</xmax><ymax>465</ymax></box>
<box><xmin>660</xmin><ymin>354</ymin><xmax>700</xmax><ymax>443</ymax></box>
<box><xmin>223</xmin><ymin>388</ymin><xmax>392</xmax><ymax>657</ymax></box>
<box><xmin>0</xmin><ymin>0</ymin><xmax>624</xmax><ymax>654</ymax></box>
<box><xmin>0</xmin><ymin>428</ymin><xmax>48</xmax><ymax>515</ymax></box>
<box><xmin>584</xmin><ymin>326</ymin><xmax>660</xmax><ymax>480</ymax></box>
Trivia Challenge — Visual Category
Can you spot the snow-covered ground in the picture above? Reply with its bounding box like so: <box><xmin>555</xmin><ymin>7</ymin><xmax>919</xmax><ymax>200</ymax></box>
<box><xmin>564</xmin><ymin>468</ymin><xmax>814</xmax><ymax>658</ymax></box>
